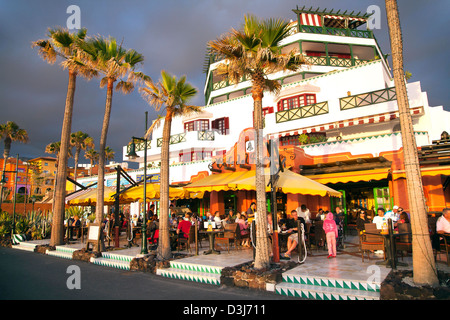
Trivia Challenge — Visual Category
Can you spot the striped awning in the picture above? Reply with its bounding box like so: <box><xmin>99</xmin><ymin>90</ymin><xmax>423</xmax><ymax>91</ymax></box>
<box><xmin>300</xmin><ymin>13</ymin><xmax>322</xmax><ymax>26</ymax></box>
<box><xmin>306</xmin><ymin>168</ymin><xmax>391</xmax><ymax>185</ymax></box>
<box><xmin>393</xmin><ymin>165</ymin><xmax>450</xmax><ymax>180</ymax></box>
<box><xmin>270</xmin><ymin>106</ymin><xmax>424</xmax><ymax>139</ymax></box>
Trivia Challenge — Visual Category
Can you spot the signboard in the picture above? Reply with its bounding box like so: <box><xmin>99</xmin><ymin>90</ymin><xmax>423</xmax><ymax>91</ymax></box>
<box><xmin>85</xmin><ymin>223</ymin><xmax>101</xmax><ymax>251</ymax></box>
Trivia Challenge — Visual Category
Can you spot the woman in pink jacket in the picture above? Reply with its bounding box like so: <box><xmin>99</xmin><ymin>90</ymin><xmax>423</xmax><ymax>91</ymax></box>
<box><xmin>323</xmin><ymin>212</ymin><xmax>338</xmax><ymax>258</ymax></box>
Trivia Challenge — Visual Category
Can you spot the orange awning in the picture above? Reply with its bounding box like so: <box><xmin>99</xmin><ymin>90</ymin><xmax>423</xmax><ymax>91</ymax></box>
<box><xmin>392</xmin><ymin>165</ymin><xmax>450</xmax><ymax>180</ymax></box>
<box><xmin>305</xmin><ymin>168</ymin><xmax>390</xmax><ymax>184</ymax></box>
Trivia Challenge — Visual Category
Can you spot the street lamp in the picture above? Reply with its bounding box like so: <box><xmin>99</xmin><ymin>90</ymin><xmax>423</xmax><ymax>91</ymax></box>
<box><xmin>127</xmin><ymin>112</ymin><xmax>149</xmax><ymax>255</ymax></box>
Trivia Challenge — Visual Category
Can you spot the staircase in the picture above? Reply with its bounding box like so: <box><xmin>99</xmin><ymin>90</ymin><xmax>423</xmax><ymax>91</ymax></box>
<box><xmin>46</xmin><ymin>246</ymin><xmax>77</xmax><ymax>260</ymax></box>
<box><xmin>156</xmin><ymin>260</ymin><xmax>222</xmax><ymax>285</ymax></box>
<box><xmin>275</xmin><ymin>270</ymin><xmax>381</xmax><ymax>300</ymax></box>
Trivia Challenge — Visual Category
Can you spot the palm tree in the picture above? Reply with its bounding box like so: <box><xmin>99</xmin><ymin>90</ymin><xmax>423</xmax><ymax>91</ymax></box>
<box><xmin>104</xmin><ymin>146</ymin><xmax>115</xmax><ymax>163</ymax></box>
<box><xmin>84</xmin><ymin>148</ymin><xmax>99</xmax><ymax>176</ymax></box>
<box><xmin>208</xmin><ymin>15</ymin><xmax>304</xmax><ymax>269</ymax></box>
<box><xmin>385</xmin><ymin>0</ymin><xmax>438</xmax><ymax>286</ymax></box>
<box><xmin>32</xmin><ymin>27</ymin><xmax>97</xmax><ymax>246</ymax></box>
<box><xmin>70</xmin><ymin>131</ymin><xmax>94</xmax><ymax>181</ymax></box>
<box><xmin>139</xmin><ymin>70</ymin><xmax>200</xmax><ymax>260</ymax></box>
<box><xmin>45</xmin><ymin>141</ymin><xmax>72</xmax><ymax>214</ymax></box>
<box><xmin>0</xmin><ymin>121</ymin><xmax>29</xmax><ymax>206</ymax></box>
<box><xmin>80</xmin><ymin>36</ymin><xmax>144</xmax><ymax>241</ymax></box>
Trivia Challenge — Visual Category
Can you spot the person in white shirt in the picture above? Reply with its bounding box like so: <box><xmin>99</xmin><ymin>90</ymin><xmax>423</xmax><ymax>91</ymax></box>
<box><xmin>296</xmin><ymin>204</ymin><xmax>311</xmax><ymax>224</ymax></box>
<box><xmin>385</xmin><ymin>205</ymin><xmax>400</xmax><ymax>223</ymax></box>
<box><xmin>437</xmin><ymin>208</ymin><xmax>450</xmax><ymax>234</ymax></box>
<box><xmin>372</xmin><ymin>208</ymin><xmax>387</xmax><ymax>229</ymax></box>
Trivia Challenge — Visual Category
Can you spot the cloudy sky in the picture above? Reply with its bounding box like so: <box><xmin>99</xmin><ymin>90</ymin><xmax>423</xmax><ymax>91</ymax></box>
<box><xmin>1</xmin><ymin>0</ymin><xmax>449</xmax><ymax>168</ymax></box>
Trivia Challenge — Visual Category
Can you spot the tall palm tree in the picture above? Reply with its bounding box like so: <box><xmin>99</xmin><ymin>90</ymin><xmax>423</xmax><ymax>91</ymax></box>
<box><xmin>80</xmin><ymin>36</ymin><xmax>144</xmax><ymax>241</ymax></box>
<box><xmin>70</xmin><ymin>131</ymin><xmax>94</xmax><ymax>181</ymax></box>
<box><xmin>84</xmin><ymin>148</ymin><xmax>99</xmax><ymax>176</ymax></box>
<box><xmin>385</xmin><ymin>0</ymin><xmax>438</xmax><ymax>286</ymax></box>
<box><xmin>32</xmin><ymin>27</ymin><xmax>97</xmax><ymax>246</ymax></box>
<box><xmin>208</xmin><ymin>15</ymin><xmax>304</xmax><ymax>269</ymax></box>
<box><xmin>0</xmin><ymin>121</ymin><xmax>29</xmax><ymax>206</ymax></box>
<box><xmin>139</xmin><ymin>70</ymin><xmax>200</xmax><ymax>260</ymax></box>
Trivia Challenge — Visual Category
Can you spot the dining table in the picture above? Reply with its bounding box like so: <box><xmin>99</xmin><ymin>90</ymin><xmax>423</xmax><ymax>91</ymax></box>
<box><xmin>199</xmin><ymin>229</ymin><xmax>223</xmax><ymax>255</ymax></box>
<box><xmin>365</xmin><ymin>219</ymin><xmax>411</xmax><ymax>269</ymax></box>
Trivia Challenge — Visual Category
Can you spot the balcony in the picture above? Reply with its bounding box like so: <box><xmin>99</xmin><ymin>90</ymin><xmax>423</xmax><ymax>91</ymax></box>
<box><xmin>276</xmin><ymin>101</ymin><xmax>329</xmax><ymax>123</ymax></box>
<box><xmin>340</xmin><ymin>87</ymin><xmax>397</xmax><ymax>111</ymax></box>
<box><xmin>298</xmin><ymin>25</ymin><xmax>373</xmax><ymax>39</ymax></box>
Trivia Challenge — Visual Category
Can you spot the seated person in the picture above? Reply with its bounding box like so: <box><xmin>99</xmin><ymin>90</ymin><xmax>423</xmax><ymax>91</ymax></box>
<box><xmin>177</xmin><ymin>213</ymin><xmax>192</xmax><ymax>239</ymax></box>
<box><xmin>433</xmin><ymin>208</ymin><xmax>450</xmax><ymax>250</ymax></box>
<box><xmin>372</xmin><ymin>208</ymin><xmax>387</xmax><ymax>229</ymax></box>
<box><xmin>235</xmin><ymin>212</ymin><xmax>250</xmax><ymax>247</ymax></box>
<box><xmin>282</xmin><ymin>210</ymin><xmax>306</xmax><ymax>259</ymax></box>
<box><xmin>356</xmin><ymin>210</ymin><xmax>370</xmax><ymax>233</ymax></box>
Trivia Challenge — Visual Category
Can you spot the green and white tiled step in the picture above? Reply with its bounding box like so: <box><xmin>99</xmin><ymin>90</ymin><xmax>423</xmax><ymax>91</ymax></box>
<box><xmin>90</xmin><ymin>252</ymin><xmax>133</xmax><ymax>270</ymax></box>
<box><xmin>156</xmin><ymin>260</ymin><xmax>222</xmax><ymax>285</ymax></box>
<box><xmin>11</xmin><ymin>234</ymin><xmax>27</xmax><ymax>245</ymax></box>
<box><xmin>12</xmin><ymin>241</ymin><xmax>37</xmax><ymax>252</ymax></box>
<box><xmin>275</xmin><ymin>274</ymin><xmax>380</xmax><ymax>300</ymax></box>
<box><xmin>46</xmin><ymin>246</ymin><xmax>78</xmax><ymax>260</ymax></box>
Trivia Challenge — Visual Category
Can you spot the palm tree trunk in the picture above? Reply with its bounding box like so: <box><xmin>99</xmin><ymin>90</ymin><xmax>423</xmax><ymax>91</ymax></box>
<box><xmin>50</xmin><ymin>70</ymin><xmax>77</xmax><ymax>246</ymax></box>
<box><xmin>157</xmin><ymin>111</ymin><xmax>173</xmax><ymax>261</ymax></box>
<box><xmin>96</xmin><ymin>78</ymin><xmax>114</xmax><ymax>240</ymax></box>
<box><xmin>73</xmin><ymin>148</ymin><xmax>80</xmax><ymax>182</ymax></box>
<box><xmin>385</xmin><ymin>0</ymin><xmax>438</xmax><ymax>286</ymax></box>
<box><xmin>252</xmin><ymin>77</ymin><xmax>271</xmax><ymax>269</ymax></box>
<box><xmin>0</xmin><ymin>142</ymin><xmax>10</xmax><ymax>205</ymax></box>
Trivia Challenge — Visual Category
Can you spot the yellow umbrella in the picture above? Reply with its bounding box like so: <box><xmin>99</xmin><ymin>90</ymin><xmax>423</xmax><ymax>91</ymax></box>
<box><xmin>68</xmin><ymin>186</ymin><xmax>121</xmax><ymax>206</ymax></box>
<box><xmin>228</xmin><ymin>168</ymin><xmax>342</xmax><ymax>197</ymax></box>
<box><xmin>120</xmin><ymin>183</ymin><xmax>188</xmax><ymax>202</ymax></box>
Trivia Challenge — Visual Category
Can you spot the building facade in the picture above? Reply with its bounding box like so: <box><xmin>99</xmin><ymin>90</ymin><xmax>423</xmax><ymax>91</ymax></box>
<box><xmin>73</xmin><ymin>7</ymin><xmax>449</xmax><ymax>221</ymax></box>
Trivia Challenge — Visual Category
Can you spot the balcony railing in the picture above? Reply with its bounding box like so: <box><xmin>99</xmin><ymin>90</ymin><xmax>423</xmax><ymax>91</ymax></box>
<box><xmin>340</xmin><ymin>87</ymin><xmax>397</xmax><ymax>111</ymax></box>
<box><xmin>276</xmin><ymin>101</ymin><xmax>329</xmax><ymax>123</ymax></box>
<box><xmin>157</xmin><ymin>133</ymin><xmax>186</xmax><ymax>147</ymax></box>
<box><xmin>304</xmin><ymin>55</ymin><xmax>370</xmax><ymax>68</ymax></box>
<box><xmin>126</xmin><ymin>140</ymin><xmax>151</xmax><ymax>154</ymax></box>
<box><xmin>299</xmin><ymin>25</ymin><xmax>373</xmax><ymax>39</ymax></box>
<box><xmin>198</xmin><ymin>130</ymin><xmax>215</xmax><ymax>141</ymax></box>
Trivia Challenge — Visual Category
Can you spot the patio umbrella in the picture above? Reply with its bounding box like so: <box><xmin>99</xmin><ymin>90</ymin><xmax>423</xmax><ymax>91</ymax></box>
<box><xmin>227</xmin><ymin>168</ymin><xmax>342</xmax><ymax>197</ymax></box>
<box><xmin>119</xmin><ymin>183</ymin><xmax>188</xmax><ymax>202</ymax></box>
<box><xmin>67</xmin><ymin>186</ymin><xmax>122</xmax><ymax>206</ymax></box>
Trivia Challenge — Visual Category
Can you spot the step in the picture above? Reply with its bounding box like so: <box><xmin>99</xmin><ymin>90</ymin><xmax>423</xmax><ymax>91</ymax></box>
<box><xmin>275</xmin><ymin>282</ymin><xmax>380</xmax><ymax>300</ymax></box>
<box><xmin>90</xmin><ymin>257</ymin><xmax>131</xmax><ymax>270</ymax></box>
<box><xmin>156</xmin><ymin>260</ymin><xmax>223</xmax><ymax>286</ymax></box>
<box><xmin>12</xmin><ymin>242</ymin><xmax>37</xmax><ymax>252</ymax></box>
<box><xmin>46</xmin><ymin>246</ymin><xmax>78</xmax><ymax>260</ymax></box>
<box><xmin>275</xmin><ymin>271</ymin><xmax>381</xmax><ymax>300</ymax></box>
<box><xmin>157</xmin><ymin>266</ymin><xmax>221</xmax><ymax>285</ymax></box>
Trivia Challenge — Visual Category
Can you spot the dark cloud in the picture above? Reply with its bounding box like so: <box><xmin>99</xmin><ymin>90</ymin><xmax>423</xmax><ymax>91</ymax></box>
<box><xmin>0</xmin><ymin>0</ymin><xmax>448</xmax><ymax>167</ymax></box>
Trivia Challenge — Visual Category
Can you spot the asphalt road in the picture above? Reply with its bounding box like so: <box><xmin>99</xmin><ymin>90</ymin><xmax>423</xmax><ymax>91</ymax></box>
<box><xmin>0</xmin><ymin>247</ymin><xmax>302</xmax><ymax>311</ymax></box>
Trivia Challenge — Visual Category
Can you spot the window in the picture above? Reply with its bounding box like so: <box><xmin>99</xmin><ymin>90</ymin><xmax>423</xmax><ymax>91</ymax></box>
<box><xmin>211</xmin><ymin>117</ymin><xmax>229</xmax><ymax>135</ymax></box>
<box><xmin>277</xmin><ymin>94</ymin><xmax>317</xmax><ymax>111</ymax></box>
<box><xmin>280</xmin><ymin>135</ymin><xmax>301</xmax><ymax>147</ymax></box>
<box><xmin>184</xmin><ymin>119</ymin><xmax>210</xmax><ymax>132</ymax></box>
<box><xmin>263</xmin><ymin>107</ymin><xmax>274</xmax><ymax>117</ymax></box>
<box><xmin>179</xmin><ymin>150</ymin><xmax>212</xmax><ymax>162</ymax></box>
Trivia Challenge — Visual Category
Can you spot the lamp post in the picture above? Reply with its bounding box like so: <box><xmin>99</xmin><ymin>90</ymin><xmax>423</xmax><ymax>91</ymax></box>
<box><xmin>127</xmin><ymin>112</ymin><xmax>149</xmax><ymax>255</ymax></box>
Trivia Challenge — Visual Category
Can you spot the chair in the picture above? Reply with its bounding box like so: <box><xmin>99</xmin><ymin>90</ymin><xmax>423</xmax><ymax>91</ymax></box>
<box><xmin>311</xmin><ymin>220</ymin><xmax>326</xmax><ymax>251</ymax></box>
<box><xmin>396</xmin><ymin>223</ymin><xmax>412</xmax><ymax>260</ymax></box>
<box><xmin>215</xmin><ymin>223</ymin><xmax>240</xmax><ymax>252</ymax></box>
<box><xmin>359</xmin><ymin>223</ymin><xmax>385</xmax><ymax>262</ymax></box>
<box><xmin>177</xmin><ymin>226</ymin><xmax>196</xmax><ymax>253</ymax></box>
<box><xmin>435</xmin><ymin>233</ymin><xmax>450</xmax><ymax>266</ymax></box>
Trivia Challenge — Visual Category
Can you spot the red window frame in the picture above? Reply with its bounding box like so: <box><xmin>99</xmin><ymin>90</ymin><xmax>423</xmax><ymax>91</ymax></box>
<box><xmin>184</xmin><ymin>119</ymin><xmax>210</xmax><ymax>132</ymax></box>
<box><xmin>211</xmin><ymin>117</ymin><xmax>229</xmax><ymax>135</ymax></box>
<box><xmin>277</xmin><ymin>94</ymin><xmax>317</xmax><ymax>112</ymax></box>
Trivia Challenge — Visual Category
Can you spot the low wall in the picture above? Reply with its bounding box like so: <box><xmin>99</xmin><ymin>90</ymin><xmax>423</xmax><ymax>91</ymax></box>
<box><xmin>0</xmin><ymin>203</ymin><xmax>60</xmax><ymax>215</ymax></box>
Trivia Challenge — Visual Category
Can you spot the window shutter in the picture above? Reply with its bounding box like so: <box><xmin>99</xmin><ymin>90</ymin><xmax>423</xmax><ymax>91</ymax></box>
<box><xmin>224</xmin><ymin>117</ymin><xmax>229</xmax><ymax>135</ymax></box>
<box><xmin>211</xmin><ymin>119</ymin><xmax>218</xmax><ymax>130</ymax></box>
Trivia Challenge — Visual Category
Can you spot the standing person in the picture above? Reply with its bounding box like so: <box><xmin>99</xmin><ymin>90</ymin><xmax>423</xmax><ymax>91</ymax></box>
<box><xmin>247</xmin><ymin>202</ymin><xmax>256</xmax><ymax>223</ymax></box>
<box><xmin>323</xmin><ymin>212</ymin><xmax>338</xmax><ymax>258</ymax></box>
<box><xmin>296</xmin><ymin>204</ymin><xmax>311</xmax><ymax>223</ymax></box>
<box><xmin>147</xmin><ymin>204</ymin><xmax>155</xmax><ymax>220</ymax></box>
